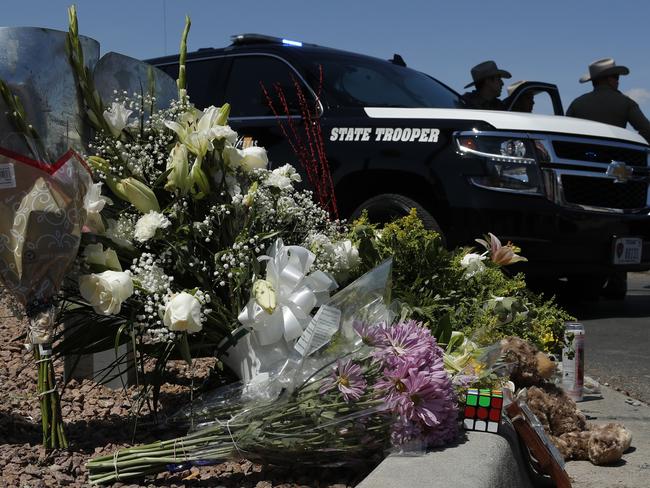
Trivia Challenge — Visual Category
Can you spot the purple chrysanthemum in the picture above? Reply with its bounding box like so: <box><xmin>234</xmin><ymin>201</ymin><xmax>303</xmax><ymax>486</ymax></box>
<box><xmin>393</xmin><ymin>369</ymin><xmax>451</xmax><ymax>426</ymax></box>
<box><xmin>371</xmin><ymin>320</ymin><xmax>460</xmax><ymax>448</ymax></box>
<box><xmin>374</xmin><ymin>320</ymin><xmax>442</xmax><ymax>368</ymax></box>
<box><xmin>353</xmin><ymin>321</ymin><xmax>387</xmax><ymax>347</ymax></box>
<box><xmin>390</xmin><ymin>418</ymin><xmax>423</xmax><ymax>445</ymax></box>
<box><xmin>319</xmin><ymin>359</ymin><xmax>367</xmax><ymax>403</ymax></box>
<box><xmin>424</xmin><ymin>411</ymin><xmax>460</xmax><ymax>447</ymax></box>
<box><xmin>374</xmin><ymin>361</ymin><xmax>411</xmax><ymax>405</ymax></box>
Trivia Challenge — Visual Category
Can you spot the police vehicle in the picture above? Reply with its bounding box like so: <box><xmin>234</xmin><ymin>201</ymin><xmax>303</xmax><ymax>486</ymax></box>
<box><xmin>148</xmin><ymin>34</ymin><xmax>650</xmax><ymax>297</ymax></box>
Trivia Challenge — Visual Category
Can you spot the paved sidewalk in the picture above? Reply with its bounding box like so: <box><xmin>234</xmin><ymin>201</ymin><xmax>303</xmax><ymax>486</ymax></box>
<box><xmin>565</xmin><ymin>384</ymin><xmax>650</xmax><ymax>488</ymax></box>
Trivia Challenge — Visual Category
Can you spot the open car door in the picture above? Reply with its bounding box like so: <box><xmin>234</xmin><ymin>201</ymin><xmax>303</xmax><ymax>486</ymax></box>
<box><xmin>504</xmin><ymin>81</ymin><xmax>564</xmax><ymax>115</ymax></box>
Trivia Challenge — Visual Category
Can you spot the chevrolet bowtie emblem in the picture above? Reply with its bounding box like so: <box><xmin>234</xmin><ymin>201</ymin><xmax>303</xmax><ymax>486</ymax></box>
<box><xmin>606</xmin><ymin>160</ymin><xmax>633</xmax><ymax>183</ymax></box>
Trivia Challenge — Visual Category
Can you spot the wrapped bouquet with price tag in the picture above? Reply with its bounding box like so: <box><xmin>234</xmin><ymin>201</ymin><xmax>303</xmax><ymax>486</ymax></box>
<box><xmin>87</xmin><ymin>258</ymin><xmax>460</xmax><ymax>484</ymax></box>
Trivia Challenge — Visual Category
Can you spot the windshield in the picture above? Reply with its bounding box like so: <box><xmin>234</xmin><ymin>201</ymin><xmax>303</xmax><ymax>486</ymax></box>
<box><xmin>305</xmin><ymin>53</ymin><xmax>463</xmax><ymax>109</ymax></box>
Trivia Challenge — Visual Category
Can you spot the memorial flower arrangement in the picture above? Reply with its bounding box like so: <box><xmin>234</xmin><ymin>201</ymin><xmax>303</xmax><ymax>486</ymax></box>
<box><xmin>86</xmin><ymin>263</ymin><xmax>459</xmax><ymax>484</ymax></box>
<box><xmin>351</xmin><ymin>210</ymin><xmax>572</xmax><ymax>352</ymax></box>
<box><xmin>0</xmin><ymin>7</ymin><xmax>575</xmax><ymax>463</ymax></box>
<box><xmin>57</xmin><ymin>9</ymin><xmax>358</xmax><ymax>406</ymax></box>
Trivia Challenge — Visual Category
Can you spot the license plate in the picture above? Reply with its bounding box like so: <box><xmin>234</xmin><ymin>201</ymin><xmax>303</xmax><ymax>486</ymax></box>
<box><xmin>613</xmin><ymin>237</ymin><xmax>642</xmax><ymax>264</ymax></box>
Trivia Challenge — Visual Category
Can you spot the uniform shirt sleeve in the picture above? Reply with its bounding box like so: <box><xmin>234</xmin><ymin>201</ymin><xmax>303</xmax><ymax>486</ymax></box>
<box><xmin>627</xmin><ymin>100</ymin><xmax>650</xmax><ymax>144</ymax></box>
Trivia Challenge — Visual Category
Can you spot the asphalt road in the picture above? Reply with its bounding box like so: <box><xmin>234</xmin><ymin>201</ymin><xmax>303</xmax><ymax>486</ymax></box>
<box><xmin>562</xmin><ymin>272</ymin><xmax>650</xmax><ymax>404</ymax></box>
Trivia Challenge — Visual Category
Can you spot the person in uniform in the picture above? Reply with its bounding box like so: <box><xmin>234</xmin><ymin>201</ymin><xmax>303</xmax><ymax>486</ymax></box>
<box><xmin>566</xmin><ymin>58</ymin><xmax>650</xmax><ymax>143</ymax></box>
<box><xmin>566</xmin><ymin>58</ymin><xmax>649</xmax><ymax>300</ymax></box>
<box><xmin>461</xmin><ymin>60</ymin><xmax>511</xmax><ymax>110</ymax></box>
<box><xmin>505</xmin><ymin>80</ymin><xmax>537</xmax><ymax>113</ymax></box>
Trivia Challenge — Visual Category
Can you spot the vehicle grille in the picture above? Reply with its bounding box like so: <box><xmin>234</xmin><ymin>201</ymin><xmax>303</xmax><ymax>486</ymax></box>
<box><xmin>553</xmin><ymin>141</ymin><xmax>647</xmax><ymax>168</ymax></box>
<box><xmin>561</xmin><ymin>175</ymin><xmax>647</xmax><ymax>209</ymax></box>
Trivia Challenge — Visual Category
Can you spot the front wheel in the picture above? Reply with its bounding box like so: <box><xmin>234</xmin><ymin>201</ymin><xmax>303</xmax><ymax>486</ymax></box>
<box><xmin>601</xmin><ymin>272</ymin><xmax>627</xmax><ymax>300</ymax></box>
<box><xmin>351</xmin><ymin>193</ymin><xmax>443</xmax><ymax>236</ymax></box>
<box><xmin>565</xmin><ymin>274</ymin><xmax>608</xmax><ymax>301</ymax></box>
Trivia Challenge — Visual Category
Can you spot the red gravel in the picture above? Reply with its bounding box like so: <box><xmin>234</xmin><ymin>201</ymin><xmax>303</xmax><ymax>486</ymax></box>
<box><xmin>0</xmin><ymin>289</ymin><xmax>367</xmax><ymax>487</ymax></box>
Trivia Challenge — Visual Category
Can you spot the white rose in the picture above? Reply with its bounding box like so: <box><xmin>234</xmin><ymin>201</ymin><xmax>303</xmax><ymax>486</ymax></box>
<box><xmin>223</xmin><ymin>145</ymin><xmax>269</xmax><ymax>172</ymax></box>
<box><xmin>83</xmin><ymin>243</ymin><xmax>122</xmax><ymax>271</ymax></box>
<box><xmin>240</xmin><ymin>146</ymin><xmax>268</xmax><ymax>171</ymax></box>
<box><xmin>79</xmin><ymin>270</ymin><xmax>133</xmax><ymax>315</ymax></box>
<box><xmin>460</xmin><ymin>252</ymin><xmax>486</xmax><ymax>278</ymax></box>
<box><xmin>163</xmin><ymin>292</ymin><xmax>203</xmax><ymax>334</ymax></box>
<box><xmin>134</xmin><ymin>211</ymin><xmax>171</xmax><ymax>242</ymax></box>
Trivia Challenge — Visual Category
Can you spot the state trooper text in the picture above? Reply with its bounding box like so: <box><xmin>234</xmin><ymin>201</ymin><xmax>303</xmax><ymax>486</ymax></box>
<box><xmin>329</xmin><ymin>127</ymin><xmax>440</xmax><ymax>143</ymax></box>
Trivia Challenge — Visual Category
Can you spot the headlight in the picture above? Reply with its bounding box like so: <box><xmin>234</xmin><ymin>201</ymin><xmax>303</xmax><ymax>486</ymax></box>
<box><xmin>456</xmin><ymin>134</ymin><xmax>544</xmax><ymax>195</ymax></box>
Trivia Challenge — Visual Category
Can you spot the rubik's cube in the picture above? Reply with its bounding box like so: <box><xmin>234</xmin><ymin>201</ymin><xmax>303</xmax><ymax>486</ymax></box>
<box><xmin>463</xmin><ymin>388</ymin><xmax>503</xmax><ymax>433</ymax></box>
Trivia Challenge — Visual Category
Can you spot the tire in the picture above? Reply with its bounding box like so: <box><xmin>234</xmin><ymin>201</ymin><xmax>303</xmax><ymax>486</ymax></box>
<box><xmin>351</xmin><ymin>193</ymin><xmax>443</xmax><ymax>236</ymax></box>
<box><xmin>601</xmin><ymin>272</ymin><xmax>628</xmax><ymax>300</ymax></box>
<box><xmin>566</xmin><ymin>274</ymin><xmax>608</xmax><ymax>301</ymax></box>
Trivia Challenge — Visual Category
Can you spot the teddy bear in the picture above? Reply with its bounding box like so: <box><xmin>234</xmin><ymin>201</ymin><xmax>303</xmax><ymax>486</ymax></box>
<box><xmin>499</xmin><ymin>336</ymin><xmax>632</xmax><ymax>465</ymax></box>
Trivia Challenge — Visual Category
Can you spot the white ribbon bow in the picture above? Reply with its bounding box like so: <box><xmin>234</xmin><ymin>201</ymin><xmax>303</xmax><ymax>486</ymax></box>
<box><xmin>238</xmin><ymin>238</ymin><xmax>337</xmax><ymax>346</ymax></box>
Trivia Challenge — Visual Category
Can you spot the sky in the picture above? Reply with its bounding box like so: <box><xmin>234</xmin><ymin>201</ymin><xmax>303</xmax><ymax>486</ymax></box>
<box><xmin>2</xmin><ymin>0</ymin><xmax>650</xmax><ymax>116</ymax></box>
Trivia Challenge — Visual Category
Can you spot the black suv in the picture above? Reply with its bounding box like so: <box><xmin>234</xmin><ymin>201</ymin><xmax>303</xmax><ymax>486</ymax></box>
<box><xmin>148</xmin><ymin>34</ymin><xmax>650</xmax><ymax>296</ymax></box>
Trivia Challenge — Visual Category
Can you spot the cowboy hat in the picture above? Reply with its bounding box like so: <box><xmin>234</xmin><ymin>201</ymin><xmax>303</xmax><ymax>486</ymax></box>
<box><xmin>506</xmin><ymin>80</ymin><xmax>543</xmax><ymax>97</ymax></box>
<box><xmin>579</xmin><ymin>58</ymin><xmax>629</xmax><ymax>83</ymax></box>
<box><xmin>464</xmin><ymin>60</ymin><xmax>512</xmax><ymax>89</ymax></box>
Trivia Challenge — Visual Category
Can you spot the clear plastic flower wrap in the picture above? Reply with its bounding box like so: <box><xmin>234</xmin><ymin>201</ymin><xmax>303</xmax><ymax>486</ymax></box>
<box><xmin>86</xmin><ymin>260</ymin><xmax>461</xmax><ymax>484</ymax></box>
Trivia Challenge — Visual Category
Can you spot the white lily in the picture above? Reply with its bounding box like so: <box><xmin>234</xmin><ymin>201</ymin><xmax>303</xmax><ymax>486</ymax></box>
<box><xmin>164</xmin><ymin>104</ymin><xmax>236</xmax><ymax>157</ymax></box>
<box><xmin>83</xmin><ymin>182</ymin><xmax>112</xmax><ymax>233</ymax></box>
<box><xmin>83</xmin><ymin>243</ymin><xmax>122</xmax><ymax>271</ymax></box>
<box><xmin>114</xmin><ymin>177</ymin><xmax>160</xmax><ymax>214</ymax></box>
<box><xmin>165</xmin><ymin>143</ymin><xmax>192</xmax><ymax>195</ymax></box>
<box><xmin>103</xmin><ymin>102</ymin><xmax>133</xmax><ymax>138</ymax></box>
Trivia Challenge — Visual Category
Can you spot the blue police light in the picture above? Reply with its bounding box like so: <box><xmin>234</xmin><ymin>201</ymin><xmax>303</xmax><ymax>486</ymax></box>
<box><xmin>282</xmin><ymin>38</ymin><xmax>303</xmax><ymax>47</ymax></box>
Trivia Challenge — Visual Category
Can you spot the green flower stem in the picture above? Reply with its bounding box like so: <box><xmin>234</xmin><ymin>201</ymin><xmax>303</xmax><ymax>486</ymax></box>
<box><xmin>88</xmin><ymin>446</ymin><xmax>232</xmax><ymax>484</ymax></box>
<box><xmin>88</xmin><ymin>427</ymin><xmax>238</xmax><ymax>463</ymax></box>
<box><xmin>177</xmin><ymin>16</ymin><xmax>191</xmax><ymax>103</ymax></box>
<box><xmin>88</xmin><ymin>356</ymin><xmax>387</xmax><ymax>483</ymax></box>
<box><xmin>33</xmin><ymin>347</ymin><xmax>67</xmax><ymax>448</ymax></box>
<box><xmin>36</xmin><ymin>351</ymin><xmax>48</xmax><ymax>446</ymax></box>
<box><xmin>66</xmin><ymin>5</ymin><xmax>131</xmax><ymax>176</ymax></box>
<box><xmin>66</xmin><ymin>6</ymin><xmax>110</xmax><ymax>134</ymax></box>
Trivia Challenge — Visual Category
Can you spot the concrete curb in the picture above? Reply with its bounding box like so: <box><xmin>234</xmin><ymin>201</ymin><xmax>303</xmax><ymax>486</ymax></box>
<box><xmin>357</xmin><ymin>382</ymin><xmax>649</xmax><ymax>488</ymax></box>
<box><xmin>357</xmin><ymin>422</ymin><xmax>537</xmax><ymax>488</ymax></box>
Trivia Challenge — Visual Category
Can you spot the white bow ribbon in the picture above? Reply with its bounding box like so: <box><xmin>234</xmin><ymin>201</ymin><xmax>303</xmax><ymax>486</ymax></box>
<box><xmin>238</xmin><ymin>238</ymin><xmax>337</xmax><ymax>346</ymax></box>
